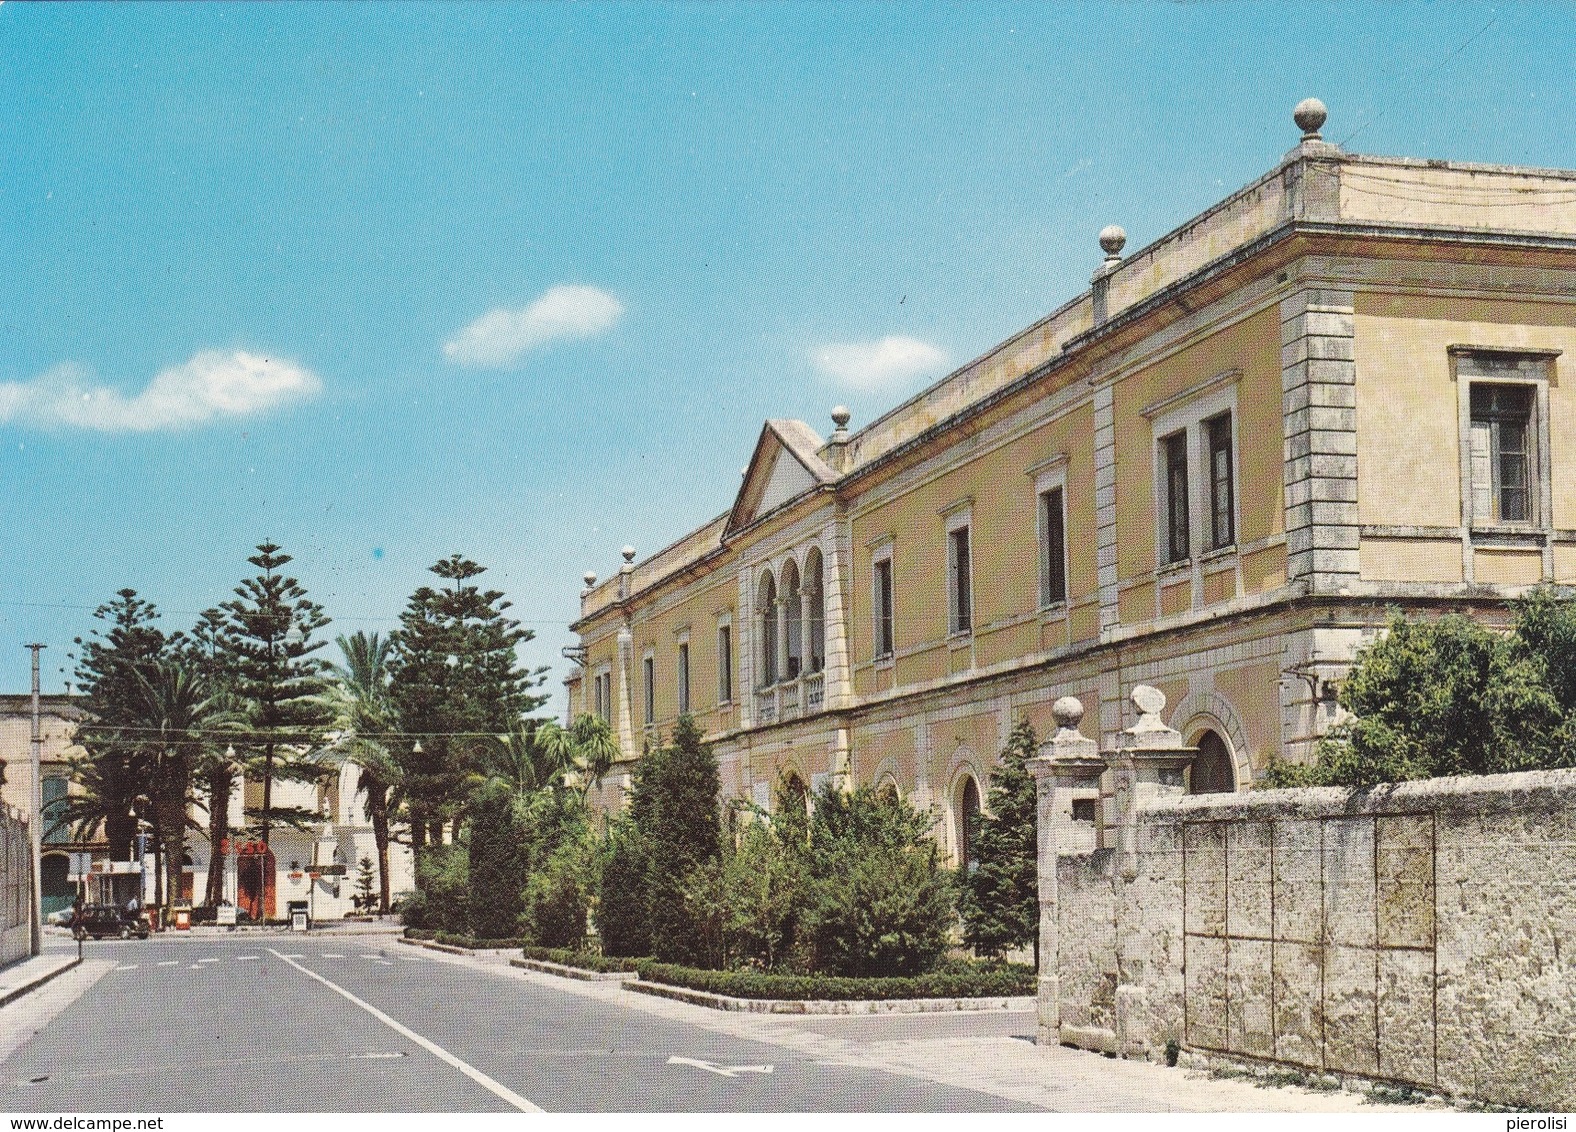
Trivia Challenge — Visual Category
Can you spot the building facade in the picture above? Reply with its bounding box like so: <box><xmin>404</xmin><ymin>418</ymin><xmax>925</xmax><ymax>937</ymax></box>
<box><xmin>0</xmin><ymin>693</ymin><xmax>413</xmax><ymax>922</ymax></box>
<box><xmin>570</xmin><ymin>101</ymin><xmax>1576</xmax><ymax>862</ymax></box>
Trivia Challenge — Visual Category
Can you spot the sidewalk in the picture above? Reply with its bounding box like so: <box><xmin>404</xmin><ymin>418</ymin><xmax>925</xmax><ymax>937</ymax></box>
<box><xmin>0</xmin><ymin>949</ymin><xmax>81</xmax><ymax>1009</ymax></box>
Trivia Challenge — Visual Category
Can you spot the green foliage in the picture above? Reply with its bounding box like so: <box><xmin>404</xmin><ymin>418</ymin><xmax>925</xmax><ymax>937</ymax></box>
<box><xmin>520</xmin><ymin>946</ymin><xmax>643</xmax><ymax>973</ymax></box>
<box><xmin>219</xmin><ymin>542</ymin><xmax>335</xmax><ymax>844</ymax></box>
<box><xmin>523</xmin><ymin>825</ymin><xmax>598</xmax><ymax>950</ymax></box>
<box><xmin>596</xmin><ymin>819</ymin><xmax>652</xmax><ymax>958</ymax></box>
<box><xmin>799</xmin><ymin>782</ymin><xmax>955</xmax><ymax>977</ymax></box>
<box><xmin>387</xmin><ymin>555</ymin><xmax>547</xmax><ymax>850</ymax></box>
<box><xmin>621</xmin><ymin>716</ymin><xmax>722</xmax><ymax>964</ymax></box>
<box><xmin>633</xmin><ymin>957</ymin><xmax>1034</xmax><ymax>1002</ymax></box>
<box><xmin>959</xmin><ymin>718</ymin><xmax>1040</xmax><ymax>960</ymax></box>
<box><xmin>401</xmin><ymin>843</ymin><xmax>469</xmax><ymax>931</ymax></box>
<box><xmin>465</xmin><ymin>780</ymin><xmax>529</xmax><ymax>939</ymax></box>
<box><xmin>355</xmin><ymin>856</ymin><xmax>377</xmax><ymax>909</ymax></box>
<box><xmin>1271</xmin><ymin>594</ymin><xmax>1576</xmax><ymax>788</ymax></box>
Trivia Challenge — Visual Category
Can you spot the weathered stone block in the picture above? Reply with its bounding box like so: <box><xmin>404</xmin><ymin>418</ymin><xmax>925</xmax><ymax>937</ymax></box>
<box><xmin>1183</xmin><ymin>822</ymin><xmax>1227</xmax><ymax>936</ymax></box>
<box><xmin>1273</xmin><ymin>819</ymin><xmax>1323</xmax><ymax>942</ymax></box>
<box><xmin>1376</xmin><ymin>948</ymin><xmax>1434</xmax><ymax>1087</ymax></box>
<box><xmin>1227</xmin><ymin>938</ymin><xmax>1275</xmax><ymax>1058</ymax></box>
<box><xmin>1185</xmin><ymin>933</ymin><xmax>1228</xmax><ymax>1051</ymax></box>
<box><xmin>1323</xmin><ymin>943</ymin><xmax>1379</xmax><ymax>1076</ymax></box>
<box><xmin>1273</xmin><ymin>941</ymin><xmax>1325</xmax><ymax>1068</ymax></box>
<box><xmin>1376</xmin><ymin>814</ymin><xmax>1434</xmax><ymax>950</ymax></box>
<box><xmin>1226</xmin><ymin>821</ymin><xmax>1273</xmax><ymax>939</ymax></box>
<box><xmin>1323</xmin><ymin>817</ymin><xmax>1376</xmax><ymax>947</ymax></box>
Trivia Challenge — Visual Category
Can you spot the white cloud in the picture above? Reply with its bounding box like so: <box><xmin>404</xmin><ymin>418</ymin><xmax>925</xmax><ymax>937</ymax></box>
<box><xmin>810</xmin><ymin>335</ymin><xmax>950</xmax><ymax>390</ymax></box>
<box><xmin>444</xmin><ymin>284</ymin><xmax>624</xmax><ymax>368</ymax></box>
<box><xmin>0</xmin><ymin>350</ymin><xmax>322</xmax><ymax>432</ymax></box>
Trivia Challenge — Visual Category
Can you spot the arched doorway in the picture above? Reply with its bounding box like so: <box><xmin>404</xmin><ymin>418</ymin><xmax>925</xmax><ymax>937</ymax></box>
<box><xmin>236</xmin><ymin>843</ymin><xmax>277</xmax><ymax>922</ymax></box>
<box><xmin>780</xmin><ymin>772</ymin><xmax>809</xmax><ymax>815</ymax></box>
<box><xmin>1189</xmin><ymin>730</ymin><xmax>1237</xmax><ymax>794</ymax></box>
<box><xmin>757</xmin><ymin>571</ymin><xmax>778</xmax><ymax>687</ymax></box>
<box><xmin>41</xmin><ymin>853</ymin><xmax>71</xmax><ymax>917</ymax></box>
<box><xmin>956</xmin><ymin>775</ymin><xmax>982</xmax><ymax>870</ymax></box>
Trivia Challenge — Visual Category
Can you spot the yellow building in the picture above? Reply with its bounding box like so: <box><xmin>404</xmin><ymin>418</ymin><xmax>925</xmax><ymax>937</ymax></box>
<box><xmin>571</xmin><ymin>99</ymin><xmax>1576</xmax><ymax>861</ymax></box>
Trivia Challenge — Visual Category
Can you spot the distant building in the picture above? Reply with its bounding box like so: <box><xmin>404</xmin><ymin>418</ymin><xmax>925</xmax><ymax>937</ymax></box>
<box><xmin>570</xmin><ymin>99</ymin><xmax>1576</xmax><ymax>862</ymax></box>
<box><xmin>0</xmin><ymin>693</ymin><xmax>413</xmax><ymax>922</ymax></box>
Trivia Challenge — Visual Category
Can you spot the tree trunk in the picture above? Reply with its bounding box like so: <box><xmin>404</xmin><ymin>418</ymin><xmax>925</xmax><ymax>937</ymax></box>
<box><xmin>260</xmin><ymin>742</ymin><xmax>275</xmax><ymax>847</ymax></box>
<box><xmin>370</xmin><ymin>790</ymin><xmax>391</xmax><ymax>914</ymax></box>
<box><xmin>150</xmin><ymin>812</ymin><xmax>165</xmax><ymax>912</ymax></box>
<box><xmin>204</xmin><ymin>768</ymin><xmax>233</xmax><ymax>909</ymax></box>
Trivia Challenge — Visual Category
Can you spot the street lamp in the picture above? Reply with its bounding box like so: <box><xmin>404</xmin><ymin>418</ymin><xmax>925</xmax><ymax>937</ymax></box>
<box><xmin>24</xmin><ymin>644</ymin><xmax>44</xmax><ymax>957</ymax></box>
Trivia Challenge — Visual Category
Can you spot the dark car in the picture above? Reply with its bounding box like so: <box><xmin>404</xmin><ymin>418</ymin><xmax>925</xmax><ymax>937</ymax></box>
<box><xmin>72</xmin><ymin>904</ymin><xmax>149</xmax><ymax>941</ymax></box>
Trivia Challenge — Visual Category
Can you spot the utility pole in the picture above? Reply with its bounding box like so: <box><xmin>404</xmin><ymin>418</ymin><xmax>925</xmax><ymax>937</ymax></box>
<box><xmin>25</xmin><ymin>644</ymin><xmax>45</xmax><ymax>958</ymax></box>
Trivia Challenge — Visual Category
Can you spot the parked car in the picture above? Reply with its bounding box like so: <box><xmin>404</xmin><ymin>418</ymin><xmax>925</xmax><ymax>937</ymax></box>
<box><xmin>45</xmin><ymin>907</ymin><xmax>76</xmax><ymax>927</ymax></box>
<box><xmin>72</xmin><ymin>904</ymin><xmax>149</xmax><ymax>941</ymax></box>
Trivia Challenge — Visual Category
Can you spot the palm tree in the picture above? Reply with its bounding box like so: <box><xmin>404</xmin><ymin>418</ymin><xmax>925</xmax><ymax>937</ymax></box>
<box><xmin>129</xmin><ymin>660</ymin><xmax>211</xmax><ymax>916</ymax></box>
<box><xmin>320</xmin><ymin>631</ymin><xmax>405</xmax><ymax>913</ymax></box>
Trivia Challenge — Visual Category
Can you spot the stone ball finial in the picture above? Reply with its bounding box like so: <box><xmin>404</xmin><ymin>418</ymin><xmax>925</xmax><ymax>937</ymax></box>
<box><xmin>1052</xmin><ymin>695</ymin><xmax>1084</xmax><ymax>730</ymax></box>
<box><xmin>583</xmin><ymin>570</ymin><xmax>597</xmax><ymax>588</ymax></box>
<box><xmin>1131</xmin><ymin>684</ymin><xmax>1166</xmax><ymax>717</ymax></box>
<box><xmin>1098</xmin><ymin>225</ymin><xmax>1127</xmax><ymax>260</ymax></box>
<box><xmin>1294</xmin><ymin>97</ymin><xmax>1327</xmax><ymax>140</ymax></box>
<box><xmin>831</xmin><ymin>405</ymin><xmax>851</xmax><ymax>430</ymax></box>
<box><xmin>621</xmin><ymin>545</ymin><xmax>636</xmax><ymax>564</ymax></box>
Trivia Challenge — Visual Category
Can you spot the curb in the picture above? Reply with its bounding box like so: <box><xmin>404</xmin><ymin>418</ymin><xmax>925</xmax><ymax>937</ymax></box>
<box><xmin>626</xmin><ymin>980</ymin><xmax>1036</xmax><ymax>1015</ymax></box>
<box><xmin>0</xmin><ymin>955</ymin><xmax>82</xmax><ymax>1008</ymax></box>
<box><xmin>509</xmin><ymin>957</ymin><xmax>631</xmax><ymax>983</ymax></box>
<box><xmin>397</xmin><ymin>937</ymin><xmax>518</xmax><ymax>957</ymax></box>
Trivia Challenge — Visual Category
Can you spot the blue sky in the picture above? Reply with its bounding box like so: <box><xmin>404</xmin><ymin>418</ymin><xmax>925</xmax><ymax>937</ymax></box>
<box><xmin>2</xmin><ymin>2</ymin><xmax>1573</xmax><ymax>710</ymax></box>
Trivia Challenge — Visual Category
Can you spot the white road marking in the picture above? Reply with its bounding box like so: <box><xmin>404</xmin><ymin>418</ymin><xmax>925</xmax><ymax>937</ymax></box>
<box><xmin>349</xmin><ymin>1051</ymin><xmax>407</xmax><ymax>1060</ymax></box>
<box><xmin>197</xmin><ymin>958</ymin><xmax>220</xmax><ymax>964</ymax></box>
<box><xmin>398</xmin><ymin>956</ymin><xmax>424</xmax><ymax>962</ymax></box>
<box><xmin>266</xmin><ymin>949</ymin><xmax>542</xmax><ymax>1112</ymax></box>
<box><xmin>359</xmin><ymin>954</ymin><xmax>382</xmax><ymax>959</ymax></box>
<box><xmin>114</xmin><ymin>965</ymin><xmax>138</xmax><ymax>972</ymax></box>
<box><xmin>666</xmin><ymin>1056</ymin><xmax>774</xmax><ymax>1078</ymax></box>
<box><xmin>188</xmin><ymin>964</ymin><xmax>202</xmax><ymax>970</ymax></box>
<box><xmin>281</xmin><ymin>953</ymin><xmax>304</xmax><ymax>959</ymax></box>
<box><xmin>236</xmin><ymin>956</ymin><xmax>259</xmax><ymax>961</ymax></box>
<box><xmin>321</xmin><ymin>953</ymin><xmax>345</xmax><ymax>959</ymax></box>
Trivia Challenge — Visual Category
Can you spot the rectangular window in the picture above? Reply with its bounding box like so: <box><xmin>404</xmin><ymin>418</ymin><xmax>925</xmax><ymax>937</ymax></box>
<box><xmin>676</xmin><ymin>642</ymin><xmax>690</xmax><ymax>715</ymax></box>
<box><xmin>592</xmin><ymin>671</ymin><xmax>611</xmax><ymax>723</ymax></box>
<box><xmin>948</xmin><ymin>525</ymin><xmax>972</xmax><ymax>634</ymax></box>
<box><xmin>1163</xmin><ymin>430</ymin><xmax>1190</xmax><ymax>563</ymax></box>
<box><xmin>873</xmin><ymin>556</ymin><xmax>894</xmax><ymax>659</ymax></box>
<box><xmin>1205</xmin><ymin>411</ymin><xmax>1234</xmax><ymax>550</ymax></box>
<box><xmin>1470</xmin><ymin>384</ymin><xmax>1535</xmax><ymax>523</ymax></box>
<box><xmin>642</xmin><ymin>655</ymin><xmax>655</xmax><ymax>726</ymax></box>
<box><xmin>1040</xmin><ymin>486</ymin><xmax>1066</xmax><ymax>607</ymax></box>
<box><xmin>717</xmin><ymin>625</ymin><xmax>732</xmax><ymax>704</ymax></box>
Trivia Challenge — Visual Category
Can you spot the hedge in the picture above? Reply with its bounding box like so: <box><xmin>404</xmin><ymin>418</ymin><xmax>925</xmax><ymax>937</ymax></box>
<box><xmin>520</xmin><ymin>946</ymin><xmax>644</xmax><ymax>974</ymax></box>
<box><xmin>404</xmin><ymin>927</ymin><xmax>530</xmax><ymax>950</ymax></box>
<box><xmin>632</xmin><ymin>958</ymin><xmax>1035</xmax><ymax>1001</ymax></box>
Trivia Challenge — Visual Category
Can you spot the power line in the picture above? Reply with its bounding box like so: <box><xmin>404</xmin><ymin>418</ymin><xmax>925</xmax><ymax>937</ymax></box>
<box><xmin>1340</xmin><ymin>14</ymin><xmax>1499</xmax><ymax>149</ymax></box>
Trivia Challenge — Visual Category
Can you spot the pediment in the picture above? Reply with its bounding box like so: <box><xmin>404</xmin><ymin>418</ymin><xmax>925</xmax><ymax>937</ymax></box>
<box><xmin>726</xmin><ymin>420</ymin><xmax>836</xmax><ymax>535</ymax></box>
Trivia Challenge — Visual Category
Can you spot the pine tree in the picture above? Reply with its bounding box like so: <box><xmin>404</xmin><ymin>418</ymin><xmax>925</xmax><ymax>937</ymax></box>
<box><xmin>959</xmin><ymin>717</ymin><xmax>1040</xmax><ymax>962</ymax></box>
<box><xmin>68</xmin><ymin>590</ymin><xmax>174</xmax><ymax>859</ymax></box>
<box><xmin>355</xmin><ymin>855</ymin><xmax>377</xmax><ymax>911</ymax></box>
<box><xmin>630</xmin><ymin>715</ymin><xmax>721</xmax><ymax>964</ymax></box>
<box><xmin>387</xmin><ymin>555</ymin><xmax>546</xmax><ymax>852</ymax></box>
<box><xmin>220</xmin><ymin>543</ymin><xmax>333</xmax><ymax>847</ymax></box>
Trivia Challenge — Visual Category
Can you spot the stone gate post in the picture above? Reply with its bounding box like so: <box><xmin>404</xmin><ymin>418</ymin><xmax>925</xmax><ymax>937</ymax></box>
<box><xmin>1026</xmin><ymin>696</ymin><xmax>1104</xmax><ymax>1048</ymax></box>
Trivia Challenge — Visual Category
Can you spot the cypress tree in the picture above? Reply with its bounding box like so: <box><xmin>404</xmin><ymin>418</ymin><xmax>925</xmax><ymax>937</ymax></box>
<box><xmin>959</xmin><ymin>717</ymin><xmax>1040</xmax><ymax>962</ymax></box>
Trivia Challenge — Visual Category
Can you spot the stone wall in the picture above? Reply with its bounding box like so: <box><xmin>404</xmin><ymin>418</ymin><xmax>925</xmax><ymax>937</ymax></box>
<box><xmin>0</xmin><ymin>808</ymin><xmax>34</xmax><ymax>968</ymax></box>
<box><xmin>1043</xmin><ymin>762</ymin><xmax>1576</xmax><ymax>1108</ymax></box>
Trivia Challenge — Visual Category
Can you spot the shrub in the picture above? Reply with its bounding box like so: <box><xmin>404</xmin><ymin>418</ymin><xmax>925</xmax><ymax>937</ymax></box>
<box><xmin>800</xmin><ymin>783</ymin><xmax>955</xmax><ymax>978</ymax></box>
<box><xmin>466</xmin><ymin>780</ymin><xmax>530</xmax><ymax>940</ymax></box>
<box><xmin>596</xmin><ymin>819</ymin><xmax>652</xmax><ymax>957</ymax></box>
<box><xmin>402</xmin><ymin>843</ymin><xmax>469</xmax><ymax>930</ymax></box>
<box><xmin>524</xmin><ymin>828</ymin><xmax>598</xmax><ymax>950</ymax></box>
<box><xmin>959</xmin><ymin>718</ymin><xmax>1040</xmax><ymax>961</ymax></box>
<box><xmin>633</xmin><ymin>957</ymin><xmax>1033</xmax><ymax>1001</ymax></box>
<box><xmin>636</xmin><ymin>717</ymin><xmax>722</xmax><ymax>964</ymax></box>
<box><xmin>521</xmin><ymin>946</ymin><xmax>643</xmax><ymax>973</ymax></box>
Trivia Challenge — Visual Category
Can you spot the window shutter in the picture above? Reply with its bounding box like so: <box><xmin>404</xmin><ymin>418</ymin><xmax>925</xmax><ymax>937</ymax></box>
<box><xmin>1470</xmin><ymin>419</ymin><xmax>1494</xmax><ymax>521</ymax></box>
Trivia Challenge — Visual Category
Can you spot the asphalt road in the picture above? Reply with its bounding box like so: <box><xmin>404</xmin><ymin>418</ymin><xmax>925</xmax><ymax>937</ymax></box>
<box><xmin>0</xmin><ymin>934</ymin><xmax>1039</xmax><ymax>1112</ymax></box>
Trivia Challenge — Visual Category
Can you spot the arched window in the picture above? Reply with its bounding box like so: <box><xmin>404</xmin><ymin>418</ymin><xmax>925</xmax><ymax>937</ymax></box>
<box><xmin>805</xmin><ymin>548</ymin><xmax>825</xmax><ymax>673</ymax></box>
<box><xmin>757</xmin><ymin>571</ymin><xmax>778</xmax><ymax>687</ymax></box>
<box><xmin>876</xmin><ymin>778</ymin><xmax>899</xmax><ymax>805</ymax></box>
<box><xmin>780</xmin><ymin>772</ymin><xmax>809</xmax><ymax>815</ymax></box>
<box><xmin>1189</xmin><ymin>730</ymin><xmax>1236</xmax><ymax>794</ymax></box>
<box><xmin>957</xmin><ymin>776</ymin><xmax>982</xmax><ymax>870</ymax></box>
<box><xmin>782</xmin><ymin>558</ymin><xmax>802</xmax><ymax>679</ymax></box>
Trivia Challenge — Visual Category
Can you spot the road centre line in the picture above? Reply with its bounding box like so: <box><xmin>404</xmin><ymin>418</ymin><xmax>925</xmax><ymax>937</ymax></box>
<box><xmin>237</xmin><ymin>955</ymin><xmax>259</xmax><ymax>961</ymax></box>
<box><xmin>321</xmin><ymin>953</ymin><xmax>345</xmax><ymax>959</ymax></box>
<box><xmin>158</xmin><ymin>961</ymin><xmax>178</xmax><ymax>966</ymax></box>
<box><xmin>266</xmin><ymin>948</ymin><xmax>542</xmax><ymax>1113</ymax></box>
<box><xmin>114</xmin><ymin>965</ymin><xmax>137</xmax><ymax>972</ymax></box>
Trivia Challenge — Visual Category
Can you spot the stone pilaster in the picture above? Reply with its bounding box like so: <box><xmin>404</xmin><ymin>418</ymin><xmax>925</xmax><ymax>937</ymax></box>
<box><xmin>615</xmin><ymin>624</ymin><xmax>635</xmax><ymax>760</ymax></box>
<box><xmin>1094</xmin><ymin>383</ymin><xmax>1120</xmax><ymax>636</ymax></box>
<box><xmin>1281</xmin><ymin>288</ymin><xmax>1359</xmax><ymax>593</ymax></box>
<box><xmin>820</xmin><ymin>519</ymin><xmax>854</xmax><ymax>711</ymax></box>
<box><xmin>738</xmin><ymin>570</ymin><xmax>755</xmax><ymax>729</ymax></box>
